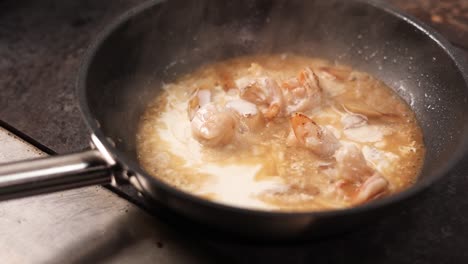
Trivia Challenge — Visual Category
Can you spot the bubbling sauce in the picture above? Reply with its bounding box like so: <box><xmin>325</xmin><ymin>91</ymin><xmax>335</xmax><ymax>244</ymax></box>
<box><xmin>136</xmin><ymin>54</ymin><xmax>424</xmax><ymax>211</ymax></box>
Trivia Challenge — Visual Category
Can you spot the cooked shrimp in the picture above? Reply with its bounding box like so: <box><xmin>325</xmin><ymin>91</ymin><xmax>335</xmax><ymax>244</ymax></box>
<box><xmin>282</xmin><ymin>67</ymin><xmax>322</xmax><ymax>114</ymax></box>
<box><xmin>354</xmin><ymin>174</ymin><xmax>389</xmax><ymax>204</ymax></box>
<box><xmin>318</xmin><ymin>66</ymin><xmax>352</xmax><ymax>81</ymax></box>
<box><xmin>341</xmin><ymin>102</ymin><xmax>402</xmax><ymax>119</ymax></box>
<box><xmin>342</xmin><ymin>102</ymin><xmax>386</xmax><ymax>118</ymax></box>
<box><xmin>334</xmin><ymin>143</ymin><xmax>374</xmax><ymax>182</ymax></box>
<box><xmin>188</xmin><ymin>88</ymin><xmax>211</xmax><ymax>121</ymax></box>
<box><xmin>330</xmin><ymin>104</ymin><xmax>389</xmax><ymax>143</ymax></box>
<box><xmin>226</xmin><ymin>99</ymin><xmax>264</xmax><ymax>132</ymax></box>
<box><xmin>289</xmin><ymin>112</ymin><xmax>340</xmax><ymax>158</ymax></box>
<box><xmin>341</xmin><ymin>114</ymin><xmax>368</xmax><ymax>129</ymax></box>
<box><xmin>191</xmin><ymin>103</ymin><xmax>237</xmax><ymax>147</ymax></box>
<box><xmin>330</xmin><ymin>104</ymin><xmax>368</xmax><ymax>129</ymax></box>
<box><xmin>236</xmin><ymin>74</ymin><xmax>284</xmax><ymax>119</ymax></box>
<box><xmin>315</xmin><ymin>66</ymin><xmax>352</xmax><ymax>94</ymax></box>
<box><xmin>334</xmin><ymin>143</ymin><xmax>389</xmax><ymax>204</ymax></box>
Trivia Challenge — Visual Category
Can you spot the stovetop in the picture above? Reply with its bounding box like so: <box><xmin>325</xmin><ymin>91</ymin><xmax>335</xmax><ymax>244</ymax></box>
<box><xmin>1</xmin><ymin>0</ymin><xmax>468</xmax><ymax>263</ymax></box>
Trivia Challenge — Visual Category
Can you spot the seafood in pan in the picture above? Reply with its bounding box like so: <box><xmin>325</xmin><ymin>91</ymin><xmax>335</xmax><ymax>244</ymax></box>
<box><xmin>137</xmin><ymin>54</ymin><xmax>424</xmax><ymax>211</ymax></box>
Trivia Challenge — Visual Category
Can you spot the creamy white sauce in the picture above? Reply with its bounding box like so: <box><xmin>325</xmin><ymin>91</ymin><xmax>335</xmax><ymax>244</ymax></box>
<box><xmin>198</xmin><ymin>164</ymin><xmax>283</xmax><ymax>209</ymax></box>
<box><xmin>158</xmin><ymin>99</ymin><xmax>203</xmax><ymax>164</ymax></box>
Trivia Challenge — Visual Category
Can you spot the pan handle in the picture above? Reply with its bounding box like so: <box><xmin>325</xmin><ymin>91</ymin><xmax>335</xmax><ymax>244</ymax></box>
<box><xmin>0</xmin><ymin>149</ymin><xmax>113</xmax><ymax>201</ymax></box>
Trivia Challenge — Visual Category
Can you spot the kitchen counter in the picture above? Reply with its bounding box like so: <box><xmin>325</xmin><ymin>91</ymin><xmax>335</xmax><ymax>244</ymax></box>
<box><xmin>1</xmin><ymin>0</ymin><xmax>468</xmax><ymax>263</ymax></box>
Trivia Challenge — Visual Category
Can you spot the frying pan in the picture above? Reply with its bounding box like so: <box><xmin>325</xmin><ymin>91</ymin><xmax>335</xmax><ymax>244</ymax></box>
<box><xmin>0</xmin><ymin>0</ymin><xmax>467</xmax><ymax>240</ymax></box>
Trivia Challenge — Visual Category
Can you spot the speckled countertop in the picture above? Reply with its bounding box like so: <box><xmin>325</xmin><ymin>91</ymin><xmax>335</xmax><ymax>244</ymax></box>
<box><xmin>0</xmin><ymin>0</ymin><xmax>142</xmax><ymax>153</ymax></box>
<box><xmin>1</xmin><ymin>0</ymin><xmax>468</xmax><ymax>263</ymax></box>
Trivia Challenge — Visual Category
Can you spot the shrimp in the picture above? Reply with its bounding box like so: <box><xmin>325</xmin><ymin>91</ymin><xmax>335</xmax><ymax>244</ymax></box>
<box><xmin>314</xmin><ymin>66</ymin><xmax>365</xmax><ymax>97</ymax></box>
<box><xmin>334</xmin><ymin>144</ymin><xmax>389</xmax><ymax>204</ymax></box>
<box><xmin>289</xmin><ymin>112</ymin><xmax>340</xmax><ymax>158</ymax></box>
<box><xmin>187</xmin><ymin>88</ymin><xmax>211</xmax><ymax>121</ymax></box>
<box><xmin>334</xmin><ymin>143</ymin><xmax>374</xmax><ymax>182</ymax></box>
<box><xmin>282</xmin><ymin>67</ymin><xmax>322</xmax><ymax>114</ymax></box>
<box><xmin>341</xmin><ymin>102</ymin><xmax>402</xmax><ymax>120</ymax></box>
<box><xmin>354</xmin><ymin>174</ymin><xmax>389</xmax><ymax>204</ymax></box>
<box><xmin>342</xmin><ymin>102</ymin><xmax>386</xmax><ymax>118</ymax></box>
<box><xmin>225</xmin><ymin>99</ymin><xmax>264</xmax><ymax>133</ymax></box>
<box><xmin>317</xmin><ymin>67</ymin><xmax>352</xmax><ymax>82</ymax></box>
<box><xmin>191</xmin><ymin>103</ymin><xmax>237</xmax><ymax>147</ymax></box>
<box><xmin>332</xmin><ymin>104</ymin><xmax>388</xmax><ymax>143</ymax></box>
<box><xmin>341</xmin><ymin>113</ymin><xmax>368</xmax><ymax>129</ymax></box>
<box><xmin>333</xmin><ymin>104</ymin><xmax>368</xmax><ymax>129</ymax></box>
<box><xmin>236</xmin><ymin>70</ymin><xmax>284</xmax><ymax>119</ymax></box>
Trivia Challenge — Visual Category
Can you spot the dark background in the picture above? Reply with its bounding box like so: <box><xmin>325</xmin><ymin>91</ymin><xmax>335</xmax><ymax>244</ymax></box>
<box><xmin>1</xmin><ymin>0</ymin><xmax>468</xmax><ymax>263</ymax></box>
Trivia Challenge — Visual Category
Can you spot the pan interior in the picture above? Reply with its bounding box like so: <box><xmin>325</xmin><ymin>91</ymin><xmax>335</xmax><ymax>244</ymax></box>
<box><xmin>83</xmin><ymin>0</ymin><xmax>468</xmax><ymax>198</ymax></box>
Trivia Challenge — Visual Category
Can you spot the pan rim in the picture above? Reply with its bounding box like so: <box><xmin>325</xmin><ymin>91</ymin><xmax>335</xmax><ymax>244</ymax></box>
<box><xmin>77</xmin><ymin>0</ymin><xmax>468</xmax><ymax>219</ymax></box>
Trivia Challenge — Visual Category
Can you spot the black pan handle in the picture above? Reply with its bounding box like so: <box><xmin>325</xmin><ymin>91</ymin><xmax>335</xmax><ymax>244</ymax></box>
<box><xmin>0</xmin><ymin>149</ymin><xmax>113</xmax><ymax>201</ymax></box>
